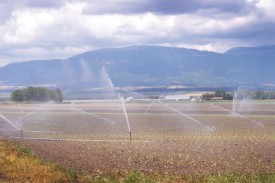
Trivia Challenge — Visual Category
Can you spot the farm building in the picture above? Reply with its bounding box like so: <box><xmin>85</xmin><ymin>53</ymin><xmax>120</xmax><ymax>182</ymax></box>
<box><xmin>164</xmin><ymin>92</ymin><xmax>205</xmax><ymax>101</ymax></box>
<box><xmin>164</xmin><ymin>95</ymin><xmax>190</xmax><ymax>100</ymax></box>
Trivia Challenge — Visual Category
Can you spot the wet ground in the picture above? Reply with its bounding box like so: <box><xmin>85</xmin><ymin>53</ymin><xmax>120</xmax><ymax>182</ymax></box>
<box><xmin>1</xmin><ymin>100</ymin><xmax>275</xmax><ymax>175</ymax></box>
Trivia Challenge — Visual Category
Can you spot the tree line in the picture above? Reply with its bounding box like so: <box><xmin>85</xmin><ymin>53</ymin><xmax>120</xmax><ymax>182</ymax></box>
<box><xmin>202</xmin><ymin>89</ymin><xmax>275</xmax><ymax>100</ymax></box>
<box><xmin>11</xmin><ymin>86</ymin><xmax>63</xmax><ymax>102</ymax></box>
<box><xmin>202</xmin><ymin>90</ymin><xmax>233</xmax><ymax>100</ymax></box>
<box><xmin>233</xmin><ymin>90</ymin><xmax>275</xmax><ymax>100</ymax></box>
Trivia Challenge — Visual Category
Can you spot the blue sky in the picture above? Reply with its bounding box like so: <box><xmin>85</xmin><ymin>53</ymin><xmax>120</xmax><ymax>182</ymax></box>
<box><xmin>0</xmin><ymin>0</ymin><xmax>275</xmax><ymax>66</ymax></box>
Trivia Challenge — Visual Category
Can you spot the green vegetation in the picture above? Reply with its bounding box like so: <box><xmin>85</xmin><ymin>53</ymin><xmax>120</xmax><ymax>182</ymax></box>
<box><xmin>83</xmin><ymin>172</ymin><xmax>275</xmax><ymax>183</ymax></box>
<box><xmin>203</xmin><ymin>89</ymin><xmax>275</xmax><ymax>100</ymax></box>
<box><xmin>202</xmin><ymin>90</ymin><xmax>233</xmax><ymax>100</ymax></box>
<box><xmin>11</xmin><ymin>86</ymin><xmax>63</xmax><ymax>102</ymax></box>
<box><xmin>0</xmin><ymin>140</ymin><xmax>274</xmax><ymax>182</ymax></box>
<box><xmin>235</xmin><ymin>90</ymin><xmax>275</xmax><ymax>100</ymax></box>
<box><xmin>0</xmin><ymin>140</ymin><xmax>74</xmax><ymax>182</ymax></box>
<box><xmin>81</xmin><ymin>171</ymin><xmax>156</xmax><ymax>183</ymax></box>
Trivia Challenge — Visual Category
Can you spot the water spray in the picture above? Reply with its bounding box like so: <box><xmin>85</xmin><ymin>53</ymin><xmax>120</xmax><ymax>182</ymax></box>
<box><xmin>120</xmin><ymin>96</ymin><xmax>132</xmax><ymax>140</ymax></box>
<box><xmin>144</xmin><ymin>100</ymin><xmax>156</xmax><ymax>114</ymax></box>
<box><xmin>210</xmin><ymin>103</ymin><xmax>264</xmax><ymax>127</ymax></box>
<box><xmin>71</xmin><ymin>107</ymin><xmax>116</xmax><ymax>125</ymax></box>
<box><xmin>158</xmin><ymin>100</ymin><xmax>215</xmax><ymax>131</ymax></box>
<box><xmin>0</xmin><ymin>113</ymin><xmax>21</xmax><ymax>131</ymax></box>
<box><xmin>16</xmin><ymin>104</ymin><xmax>47</xmax><ymax>122</ymax></box>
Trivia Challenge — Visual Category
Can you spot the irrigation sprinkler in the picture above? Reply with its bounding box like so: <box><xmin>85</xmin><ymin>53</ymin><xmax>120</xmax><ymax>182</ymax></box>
<box><xmin>128</xmin><ymin>131</ymin><xmax>132</xmax><ymax>141</ymax></box>
<box><xmin>20</xmin><ymin>129</ymin><xmax>23</xmax><ymax>137</ymax></box>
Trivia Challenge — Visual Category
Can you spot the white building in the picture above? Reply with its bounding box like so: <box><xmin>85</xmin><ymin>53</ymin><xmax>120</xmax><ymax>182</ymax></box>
<box><xmin>164</xmin><ymin>95</ymin><xmax>190</xmax><ymax>101</ymax></box>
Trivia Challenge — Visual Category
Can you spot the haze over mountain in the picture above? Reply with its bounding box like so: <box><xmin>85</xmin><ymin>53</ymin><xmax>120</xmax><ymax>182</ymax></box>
<box><xmin>0</xmin><ymin>45</ymin><xmax>274</xmax><ymax>91</ymax></box>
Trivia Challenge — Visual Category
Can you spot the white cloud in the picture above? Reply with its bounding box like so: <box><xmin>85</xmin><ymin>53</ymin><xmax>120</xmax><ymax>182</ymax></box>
<box><xmin>256</xmin><ymin>0</ymin><xmax>275</xmax><ymax>16</ymax></box>
<box><xmin>0</xmin><ymin>0</ymin><xmax>274</xmax><ymax>66</ymax></box>
<box><xmin>3</xmin><ymin>9</ymin><xmax>53</xmax><ymax>45</ymax></box>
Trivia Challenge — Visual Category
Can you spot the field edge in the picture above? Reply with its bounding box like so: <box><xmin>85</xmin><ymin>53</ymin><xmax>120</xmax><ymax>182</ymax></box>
<box><xmin>1</xmin><ymin>139</ymin><xmax>274</xmax><ymax>183</ymax></box>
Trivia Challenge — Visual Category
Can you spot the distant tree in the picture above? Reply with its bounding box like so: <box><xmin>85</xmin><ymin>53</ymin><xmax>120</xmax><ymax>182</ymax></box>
<box><xmin>202</xmin><ymin>90</ymin><xmax>233</xmax><ymax>100</ymax></box>
<box><xmin>50</xmin><ymin>88</ymin><xmax>63</xmax><ymax>102</ymax></box>
<box><xmin>24</xmin><ymin>86</ymin><xmax>35</xmax><ymax>100</ymax></box>
<box><xmin>223</xmin><ymin>93</ymin><xmax>233</xmax><ymax>100</ymax></box>
<box><xmin>214</xmin><ymin>90</ymin><xmax>226</xmax><ymax>97</ymax></box>
<box><xmin>11</xmin><ymin>90</ymin><xmax>24</xmax><ymax>102</ymax></box>
<box><xmin>230</xmin><ymin>90</ymin><xmax>275</xmax><ymax>100</ymax></box>
<box><xmin>11</xmin><ymin>87</ymin><xmax>63</xmax><ymax>102</ymax></box>
<box><xmin>202</xmin><ymin>93</ymin><xmax>214</xmax><ymax>100</ymax></box>
<box><xmin>149</xmin><ymin>96</ymin><xmax>159</xmax><ymax>99</ymax></box>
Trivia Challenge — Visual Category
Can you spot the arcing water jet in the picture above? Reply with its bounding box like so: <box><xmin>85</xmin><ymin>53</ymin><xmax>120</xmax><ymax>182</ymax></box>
<box><xmin>0</xmin><ymin>113</ymin><xmax>21</xmax><ymax>131</ymax></box>
<box><xmin>144</xmin><ymin>100</ymin><xmax>156</xmax><ymax>114</ymax></box>
<box><xmin>158</xmin><ymin>100</ymin><xmax>215</xmax><ymax>131</ymax></box>
<box><xmin>210</xmin><ymin>103</ymin><xmax>264</xmax><ymax>127</ymax></box>
<box><xmin>120</xmin><ymin>97</ymin><xmax>131</xmax><ymax>140</ymax></box>
<box><xmin>70</xmin><ymin>107</ymin><xmax>116</xmax><ymax>125</ymax></box>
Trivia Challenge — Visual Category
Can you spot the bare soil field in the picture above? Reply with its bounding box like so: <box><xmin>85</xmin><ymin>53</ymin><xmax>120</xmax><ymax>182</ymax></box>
<box><xmin>0</xmin><ymin>100</ymin><xmax>274</xmax><ymax>176</ymax></box>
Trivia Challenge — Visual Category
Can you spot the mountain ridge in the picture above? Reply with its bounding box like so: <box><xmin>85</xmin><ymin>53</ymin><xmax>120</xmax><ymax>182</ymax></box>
<box><xmin>0</xmin><ymin>45</ymin><xmax>274</xmax><ymax>90</ymax></box>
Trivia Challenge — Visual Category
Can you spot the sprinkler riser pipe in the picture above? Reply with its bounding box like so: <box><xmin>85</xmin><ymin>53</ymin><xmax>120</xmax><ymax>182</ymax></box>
<box><xmin>129</xmin><ymin>131</ymin><xmax>132</xmax><ymax>141</ymax></box>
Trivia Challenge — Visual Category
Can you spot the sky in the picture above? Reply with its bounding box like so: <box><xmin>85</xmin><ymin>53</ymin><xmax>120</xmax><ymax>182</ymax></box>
<box><xmin>0</xmin><ymin>0</ymin><xmax>275</xmax><ymax>66</ymax></box>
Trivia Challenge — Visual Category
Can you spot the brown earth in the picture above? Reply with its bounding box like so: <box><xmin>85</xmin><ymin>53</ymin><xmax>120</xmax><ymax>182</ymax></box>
<box><xmin>1</xmin><ymin>101</ymin><xmax>275</xmax><ymax>176</ymax></box>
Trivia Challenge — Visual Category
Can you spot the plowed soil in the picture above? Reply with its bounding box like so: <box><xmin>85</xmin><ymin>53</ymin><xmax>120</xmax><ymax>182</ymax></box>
<box><xmin>1</xmin><ymin>101</ymin><xmax>274</xmax><ymax>175</ymax></box>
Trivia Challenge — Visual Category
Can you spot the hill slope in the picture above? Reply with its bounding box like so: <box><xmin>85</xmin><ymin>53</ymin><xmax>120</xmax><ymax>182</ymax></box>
<box><xmin>0</xmin><ymin>45</ymin><xmax>274</xmax><ymax>90</ymax></box>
